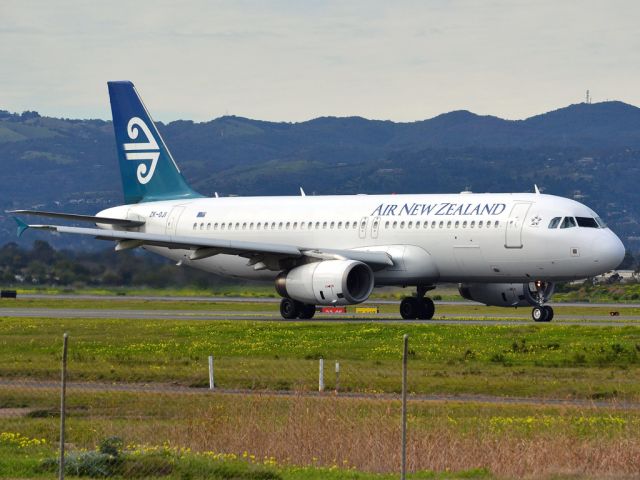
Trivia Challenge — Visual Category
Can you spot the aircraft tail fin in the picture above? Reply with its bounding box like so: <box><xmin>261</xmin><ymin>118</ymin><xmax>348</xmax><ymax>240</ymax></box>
<box><xmin>107</xmin><ymin>81</ymin><xmax>202</xmax><ymax>204</ymax></box>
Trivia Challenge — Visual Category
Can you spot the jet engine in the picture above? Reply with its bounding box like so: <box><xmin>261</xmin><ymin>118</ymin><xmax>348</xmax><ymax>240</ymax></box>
<box><xmin>275</xmin><ymin>260</ymin><xmax>374</xmax><ymax>306</ymax></box>
<box><xmin>458</xmin><ymin>281</ymin><xmax>555</xmax><ymax>307</ymax></box>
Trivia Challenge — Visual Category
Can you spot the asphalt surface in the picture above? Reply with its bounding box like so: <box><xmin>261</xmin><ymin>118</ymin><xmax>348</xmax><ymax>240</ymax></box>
<box><xmin>3</xmin><ymin>294</ymin><xmax>640</xmax><ymax>325</ymax></box>
<box><xmin>1</xmin><ymin>379</ymin><xmax>638</xmax><ymax>410</ymax></box>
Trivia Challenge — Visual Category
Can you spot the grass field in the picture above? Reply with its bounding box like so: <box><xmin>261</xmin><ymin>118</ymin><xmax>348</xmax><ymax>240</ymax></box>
<box><xmin>3</xmin><ymin>296</ymin><xmax>640</xmax><ymax>478</ymax></box>
<box><xmin>2</xmin><ymin>303</ymin><xmax>640</xmax><ymax>399</ymax></box>
<box><xmin>10</xmin><ymin>281</ymin><xmax>640</xmax><ymax>303</ymax></box>
<box><xmin>2</xmin><ymin>389</ymin><xmax>640</xmax><ymax>478</ymax></box>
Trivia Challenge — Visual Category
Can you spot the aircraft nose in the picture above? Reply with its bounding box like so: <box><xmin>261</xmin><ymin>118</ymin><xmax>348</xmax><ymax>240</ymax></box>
<box><xmin>596</xmin><ymin>231</ymin><xmax>625</xmax><ymax>271</ymax></box>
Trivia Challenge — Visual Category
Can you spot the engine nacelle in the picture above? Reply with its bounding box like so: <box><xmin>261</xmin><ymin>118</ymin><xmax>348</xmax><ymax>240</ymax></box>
<box><xmin>275</xmin><ymin>260</ymin><xmax>374</xmax><ymax>305</ymax></box>
<box><xmin>458</xmin><ymin>282</ymin><xmax>555</xmax><ymax>307</ymax></box>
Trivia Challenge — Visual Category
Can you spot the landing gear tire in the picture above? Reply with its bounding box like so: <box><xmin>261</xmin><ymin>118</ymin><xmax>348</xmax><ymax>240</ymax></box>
<box><xmin>532</xmin><ymin>305</ymin><xmax>553</xmax><ymax>322</ymax></box>
<box><xmin>299</xmin><ymin>304</ymin><xmax>316</xmax><ymax>320</ymax></box>
<box><xmin>280</xmin><ymin>298</ymin><xmax>301</xmax><ymax>319</ymax></box>
<box><xmin>418</xmin><ymin>297</ymin><xmax>435</xmax><ymax>320</ymax></box>
<box><xmin>400</xmin><ymin>297</ymin><xmax>436</xmax><ymax>320</ymax></box>
<box><xmin>400</xmin><ymin>297</ymin><xmax>420</xmax><ymax>319</ymax></box>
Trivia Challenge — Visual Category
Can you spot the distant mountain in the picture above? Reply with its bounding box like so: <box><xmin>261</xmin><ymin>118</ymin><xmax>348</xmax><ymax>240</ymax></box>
<box><xmin>1</xmin><ymin>102</ymin><xmax>639</xmax><ymax>251</ymax></box>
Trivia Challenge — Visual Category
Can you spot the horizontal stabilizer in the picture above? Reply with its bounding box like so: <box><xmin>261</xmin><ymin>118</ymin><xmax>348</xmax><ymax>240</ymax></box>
<box><xmin>8</xmin><ymin>210</ymin><xmax>145</xmax><ymax>227</ymax></box>
<box><xmin>14</xmin><ymin>217</ymin><xmax>29</xmax><ymax>238</ymax></box>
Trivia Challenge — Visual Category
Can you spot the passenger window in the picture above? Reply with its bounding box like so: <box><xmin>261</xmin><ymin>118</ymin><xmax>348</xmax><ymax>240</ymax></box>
<box><xmin>560</xmin><ymin>217</ymin><xmax>577</xmax><ymax>229</ymax></box>
<box><xmin>256</xmin><ymin>222</ymin><xmax>261</xmax><ymax>229</ymax></box>
<box><xmin>393</xmin><ymin>221</ymin><xmax>398</xmax><ymax>228</ymax></box>
<box><xmin>463</xmin><ymin>221</ymin><xmax>467</xmax><ymax>228</ymax></box>
<box><xmin>235</xmin><ymin>222</ymin><xmax>240</xmax><ymax>229</ymax></box>
<box><xmin>447</xmin><ymin>221</ymin><xmax>452</xmax><ymax>228</ymax></box>
<box><xmin>385</xmin><ymin>221</ymin><xmax>390</xmax><ymax>228</ymax></box>
<box><xmin>330</xmin><ymin>222</ymin><xmax>335</xmax><ymax>229</ymax></box>
<box><xmin>315</xmin><ymin>222</ymin><xmax>320</xmax><ymax>229</ymax></box>
<box><xmin>548</xmin><ymin>217</ymin><xmax>561</xmax><ymax>229</ymax></box>
<box><xmin>323</xmin><ymin>222</ymin><xmax>327</xmax><ymax>229</ymax></box>
<box><xmin>221</xmin><ymin>223</ymin><xmax>225</xmax><ymax>230</ymax></box>
<box><xmin>431</xmin><ymin>221</ymin><xmax>436</xmax><ymax>228</ymax></box>
<box><xmin>338</xmin><ymin>221</ymin><xmax>342</xmax><ymax>229</ymax></box>
<box><xmin>353</xmin><ymin>222</ymin><xmax>358</xmax><ymax>229</ymax></box>
<box><xmin>271</xmin><ymin>222</ymin><xmax>276</xmax><ymax>229</ymax></box>
<box><xmin>278</xmin><ymin>222</ymin><xmax>283</xmax><ymax>229</ymax></box>
<box><xmin>439</xmin><ymin>221</ymin><xmax>444</xmax><ymax>228</ymax></box>
<box><xmin>478</xmin><ymin>221</ymin><xmax>483</xmax><ymax>228</ymax></box>
<box><xmin>207</xmin><ymin>223</ymin><xmax>211</xmax><ymax>230</ymax></box>
<box><xmin>200</xmin><ymin>223</ymin><xmax>204</xmax><ymax>230</ymax></box>
<box><xmin>487</xmin><ymin>221</ymin><xmax>491</xmax><ymax>228</ymax></box>
<box><xmin>408</xmin><ymin>221</ymin><xmax>413</xmax><ymax>229</ymax></box>
<box><xmin>454</xmin><ymin>221</ymin><xmax>460</xmax><ymax>228</ymax></box>
<box><xmin>470</xmin><ymin>221</ymin><xmax>475</xmax><ymax>228</ymax></box>
<box><xmin>345</xmin><ymin>222</ymin><xmax>350</xmax><ymax>229</ymax></box>
<box><xmin>400</xmin><ymin>221</ymin><xmax>405</xmax><ymax>229</ymax></box>
<box><xmin>193</xmin><ymin>223</ymin><xmax>197</xmax><ymax>230</ymax></box>
<box><xmin>495</xmin><ymin>221</ymin><xmax>500</xmax><ymax>228</ymax></box>
<box><xmin>286</xmin><ymin>222</ymin><xmax>291</xmax><ymax>229</ymax></box>
<box><xmin>576</xmin><ymin>217</ymin><xmax>598</xmax><ymax>228</ymax></box>
<box><xmin>214</xmin><ymin>223</ymin><xmax>218</xmax><ymax>230</ymax></box>
<box><xmin>293</xmin><ymin>222</ymin><xmax>298</xmax><ymax>229</ymax></box>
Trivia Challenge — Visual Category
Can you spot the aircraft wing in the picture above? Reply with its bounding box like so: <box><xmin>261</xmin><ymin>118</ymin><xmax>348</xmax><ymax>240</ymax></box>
<box><xmin>15</xmin><ymin>219</ymin><xmax>393</xmax><ymax>270</ymax></box>
<box><xmin>9</xmin><ymin>209</ymin><xmax>145</xmax><ymax>227</ymax></box>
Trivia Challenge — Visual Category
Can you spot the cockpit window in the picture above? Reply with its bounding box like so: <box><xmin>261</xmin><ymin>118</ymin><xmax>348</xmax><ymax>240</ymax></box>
<box><xmin>595</xmin><ymin>217</ymin><xmax>607</xmax><ymax>228</ymax></box>
<box><xmin>548</xmin><ymin>217</ymin><xmax>561</xmax><ymax>229</ymax></box>
<box><xmin>576</xmin><ymin>217</ymin><xmax>599</xmax><ymax>228</ymax></box>
<box><xmin>560</xmin><ymin>216</ymin><xmax>577</xmax><ymax>229</ymax></box>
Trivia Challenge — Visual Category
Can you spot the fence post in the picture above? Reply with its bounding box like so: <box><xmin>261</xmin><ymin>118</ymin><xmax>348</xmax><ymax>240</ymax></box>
<box><xmin>319</xmin><ymin>358</ymin><xmax>324</xmax><ymax>392</ymax></box>
<box><xmin>59</xmin><ymin>333</ymin><xmax>68</xmax><ymax>480</ymax></box>
<box><xmin>335</xmin><ymin>362</ymin><xmax>340</xmax><ymax>394</ymax></box>
<box><xmin>208</xmin><ymin>355</ymin><xmax>215</xmax><ymax>391</ymax></box>
<box><xmin>401</xmin><ymin>334</ymin><xmax>408</xmax><ymax>480</ymax></box>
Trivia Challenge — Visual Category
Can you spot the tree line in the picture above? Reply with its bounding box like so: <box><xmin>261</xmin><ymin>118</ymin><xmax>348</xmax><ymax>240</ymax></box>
<box><xmin>0</xmin><ymin>241</ymin><xmax>234</xmax><ymax>289</ymax></box>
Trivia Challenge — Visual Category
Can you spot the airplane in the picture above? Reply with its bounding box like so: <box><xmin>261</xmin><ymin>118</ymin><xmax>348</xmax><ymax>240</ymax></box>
<box><xmin>12</xmin><ymin>81</ymin><xmax>625</xmax><ymax>322</ymax></box>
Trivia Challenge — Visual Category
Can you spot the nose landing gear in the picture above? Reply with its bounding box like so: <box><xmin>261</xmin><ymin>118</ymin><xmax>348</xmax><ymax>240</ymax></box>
<box><xmin>531</xmin><ymin>280</ymin><xmax>554</xmax><ymax>322</ymax></box>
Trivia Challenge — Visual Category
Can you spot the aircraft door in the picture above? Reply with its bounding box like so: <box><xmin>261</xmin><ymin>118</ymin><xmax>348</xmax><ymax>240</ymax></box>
<box><xmin>165</xmin><ymin>206</ymin><xmax>186</xmax><ymax>236</ymax></box>
<box><xmin>359</xmin><ymin>216</ymin><xmax>368</xmax><ymax>239</ymax></box>
<box><xmin>370</xmin><ymin>216</ymin><xmax>380</xmax><ymax>239</ymax></box>
<box><xmin>505</xmin><ymin>202</ymin><xmax>531</xmax><ymax>248</ymax></box>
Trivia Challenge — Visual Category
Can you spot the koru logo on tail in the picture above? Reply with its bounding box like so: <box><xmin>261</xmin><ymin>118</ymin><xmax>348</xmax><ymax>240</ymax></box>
<box><xmin>123</xmin><ymin>117</ymin><xmax>160</xmax><ymax>184</ymax></box>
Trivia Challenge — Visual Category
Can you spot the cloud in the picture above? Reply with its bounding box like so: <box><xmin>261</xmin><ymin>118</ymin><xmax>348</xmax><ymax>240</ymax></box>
<box><xmin>1</xmin><ymin>0</ymin><xmax>640</xmax><ymax>122</ymax></box>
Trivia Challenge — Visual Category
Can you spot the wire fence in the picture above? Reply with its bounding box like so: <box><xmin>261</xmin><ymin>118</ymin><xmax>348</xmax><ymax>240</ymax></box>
<box><xmin>3</xmin><ymin>333</ymin><xmax>640</xmax><ymax>479</ymax></box>
<box><xmin>1</xmin><ymin>333</ymin><xmax>414</xmax><ymax>479</ymax></box>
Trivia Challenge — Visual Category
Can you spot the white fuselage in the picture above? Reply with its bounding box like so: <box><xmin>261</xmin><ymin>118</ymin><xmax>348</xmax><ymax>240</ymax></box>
<box><xmin>98</xmin><ymin>192</ymin><xmax>624</xmax><ymax>286</ymax></box>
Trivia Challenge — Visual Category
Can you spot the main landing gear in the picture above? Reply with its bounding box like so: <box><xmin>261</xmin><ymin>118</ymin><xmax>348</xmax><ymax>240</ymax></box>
<box><xmin>532</xmin><ymin>305</ymin><xmax>554</xmax><ymax>322</ymax></box>
<box><xmin>280</xmin><ymin>298</ymin><xmax>316</xmax><ymax>320</ymax></box>
<box><xmin>400</xmin><ymin>285</ymin><xmax>435</xmax><ymax>320</ymax></box>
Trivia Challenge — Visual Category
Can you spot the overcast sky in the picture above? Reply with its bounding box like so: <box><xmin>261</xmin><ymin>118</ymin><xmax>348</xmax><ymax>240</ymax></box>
<box><xmin>1</xmin><ymin>0</ymin><xmax>639</xmax><ymax>122</ymax></box>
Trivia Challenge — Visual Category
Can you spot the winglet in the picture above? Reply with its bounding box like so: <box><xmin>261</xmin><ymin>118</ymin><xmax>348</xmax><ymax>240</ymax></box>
<box><xmin>534</xmin><ymin>184</ymin><xmax>541</xmax><ymax>194</ymax></box>
<box><xmin>300</xmin><ymin>187</ymin><xmax>306</xmax><ymax>197</ymax></box>
<box><xmin>14</xmin><ymin>217</ymin><xmax>29</xmax><ymax>237</ymax></box>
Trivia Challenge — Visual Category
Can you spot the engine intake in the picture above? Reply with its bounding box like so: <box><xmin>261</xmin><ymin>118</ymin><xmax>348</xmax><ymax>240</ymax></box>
<box><xmin>276</xmin><ymin>260</ymin><xmax>374</xmax><ymax>305</ymax></box>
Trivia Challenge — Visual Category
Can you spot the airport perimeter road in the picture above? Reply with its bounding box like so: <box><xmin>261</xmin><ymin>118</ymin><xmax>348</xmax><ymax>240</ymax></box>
<box><xmin>1</xmin><ymin>379</ymin><xmax>639</xmax><ymax>410</ymax></box>
<box><xmin>2</xmin><ymin>306</ymin><xmax>640</xmax><ymax>326</ymax></box>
